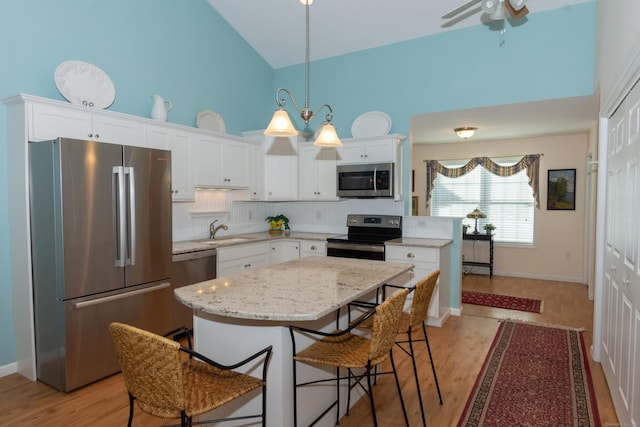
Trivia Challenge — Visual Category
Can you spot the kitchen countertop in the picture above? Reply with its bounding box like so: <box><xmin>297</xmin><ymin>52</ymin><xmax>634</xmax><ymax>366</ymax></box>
<box><xmin>172</xmin><ymin>231</ymin><xmax>336</xmax><ymax>255</ymax></box>
<box><xmin>173</xmin><ymin>232</ymin><xmax>452</xmax><ymax>255</ymax></box>
<box><xmin>386</xmin><ymin>237</ymin><xmax>452</xmax><ymax>248</ymax></box>
<box><xmin>174</xmin><ymin>256</ymin><xmax>414</xmax><ymax>321</ymax></box>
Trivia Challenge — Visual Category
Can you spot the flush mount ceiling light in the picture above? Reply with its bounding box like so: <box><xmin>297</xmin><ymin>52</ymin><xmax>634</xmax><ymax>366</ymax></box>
<box><xmin>455</xmin><ymin>127</ymin><xmax>477</xmax><ymax>140</ymax></box>
<box><xmin>264</xmin><ymin>0</ymin><xmax>341</xmax><ymax>147</ymax></box>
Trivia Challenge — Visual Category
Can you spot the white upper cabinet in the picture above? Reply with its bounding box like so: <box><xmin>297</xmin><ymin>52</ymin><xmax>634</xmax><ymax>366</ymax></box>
<box><xmin>30</xmin><ymin>101</ymin><xmax>144</xmax><ymax>146</ymax></box>
<box><xmin>298</xmin><ymin>143</ymin><xmax>338</xmax><ymax>200</ymax></box>
<box><xmin>194</xmin><ymin>135</ymin><xmax>250</xmax><ymax>189</ymax></box>
<box><xmin>263</xmin><ymin>135</ymin><xmax>300</xmax><ymax>200</ymax></box>
<box><xmin>336</xmin><ymin>135</ymin><xmax>404</xmax><ymax>165</ymax></box>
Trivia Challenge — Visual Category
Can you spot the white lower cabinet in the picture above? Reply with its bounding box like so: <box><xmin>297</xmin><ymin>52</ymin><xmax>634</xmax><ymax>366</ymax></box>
<box><xmin>300</xmin><ymin>240</ymin><xmax>326</xmax><ymax>257</ymax></box>
<box><xmin>269</xmin><ymin>240</ymin><xmax>300</xmax><ymax>265</ymax></box>
<box><xmin>217</xmin><ymin>242</ymin><xmax>270</xmax><ymax>277</ymax></box>
<box><xmin>385</xmin><ymin>245</ymin><xmax>448</xmax><ymax>326</ymax></box>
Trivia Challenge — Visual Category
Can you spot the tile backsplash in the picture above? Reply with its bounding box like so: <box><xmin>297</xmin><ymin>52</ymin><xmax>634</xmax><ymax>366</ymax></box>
<box><xmin>172</xmin><ymin>190</ymin><xmax>404</xmax><ymax>241</ymax></box>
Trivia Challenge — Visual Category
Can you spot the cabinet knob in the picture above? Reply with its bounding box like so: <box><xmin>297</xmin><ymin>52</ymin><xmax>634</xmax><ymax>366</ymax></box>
<box><xmin>310</xmin><ymin>245</ymin><xmax>317</xmax><ymax>250</ymax></box>
<box><xmin>95</xmin><ymin>134</ymin><xmax>100</xmax><ymax>138</ymax></box>
<box><xmin>406</xmin><ymin>252</ymin><xmax>415</xmax><ymax>259</ymax></box>
<box><xmin>244</xmin><ymin>263</ymin><xmax>251</xmax><ymax>268</ymax></box>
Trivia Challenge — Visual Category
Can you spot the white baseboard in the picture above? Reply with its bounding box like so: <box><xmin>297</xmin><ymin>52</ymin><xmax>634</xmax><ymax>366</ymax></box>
<box><xmin>0</xmin><ymin>362</ymin><xmax>17</xmax><ymax>378</ymax></box>
<box><xmin>491</xmin><ymin>270</ymin><xmax>587</xmax><ymax>284</ymax></box>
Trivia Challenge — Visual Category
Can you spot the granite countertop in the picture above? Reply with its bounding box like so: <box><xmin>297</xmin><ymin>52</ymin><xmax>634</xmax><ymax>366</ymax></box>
<box><xmin>385</xmin><ymin>237</ymin><xmax>452</xmax><ymax>248</ymax></box>
<box><xmin>173</xmin><ymin>231</ymin><xmax>336</xmax><ymax>255</ymax></box>
<box><xmin>174</xmin><ymin>256</ymin><xmax>414</xmax><ymax>321</ymax></box>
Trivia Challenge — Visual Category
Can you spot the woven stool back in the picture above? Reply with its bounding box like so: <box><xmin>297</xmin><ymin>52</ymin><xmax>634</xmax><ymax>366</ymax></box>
<box><xmin>369</xmin><ymin>288</ymin><xmax>409</xmax><ymax>365</ymax></box>
<box><xmin>109</xmin><ymin>322</ymin><xmax>185</xmax><ymax>414</ymax></box>
<box><xmin>408</xmin><ymin>270</ymin><xmax>440</xmax><ymax>330</ymax></box>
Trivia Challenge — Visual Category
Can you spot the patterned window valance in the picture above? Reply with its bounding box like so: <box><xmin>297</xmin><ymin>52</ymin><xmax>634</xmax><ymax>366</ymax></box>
<box><xmin>424</xmin><ymin>154</ymin><xmax>541</xmax><ymax>209</ymax></box>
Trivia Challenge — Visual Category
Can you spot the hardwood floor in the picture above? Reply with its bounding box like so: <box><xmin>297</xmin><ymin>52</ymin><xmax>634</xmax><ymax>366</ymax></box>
<box><xmin>0</xmin><ymin>274</ymin><xmax>619</xmax><ymax>426</ymax></box>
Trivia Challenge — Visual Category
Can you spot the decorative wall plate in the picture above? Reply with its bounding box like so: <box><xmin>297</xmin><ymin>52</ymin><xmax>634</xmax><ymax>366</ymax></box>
<box><xmin>54</xmin><ymin>60</ymin><xmax>115</xmax><ymax>109</ymax></box>
<box><xmin>196</xmin><ymin>109</ymin><xmax>226</xmax><ymax>133</ymax></box>
<box><xmin>351</xmin><ymin>111</ymin><xmax>392</xmax><ymax>138</ymax></box>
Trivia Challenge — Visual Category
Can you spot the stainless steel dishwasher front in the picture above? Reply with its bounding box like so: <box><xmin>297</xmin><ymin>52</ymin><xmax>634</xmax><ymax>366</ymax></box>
<box><xmin>171</xmin><ymin>248</ymin><xmax>217</xmax><ymax>330</ymax></box>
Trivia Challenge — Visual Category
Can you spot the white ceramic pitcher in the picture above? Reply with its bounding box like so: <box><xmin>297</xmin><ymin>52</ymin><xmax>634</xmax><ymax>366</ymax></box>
<box><xmin>150</xmin><ymin>94</ymin><xmax>173</xmax><ymax>121</ymax></box>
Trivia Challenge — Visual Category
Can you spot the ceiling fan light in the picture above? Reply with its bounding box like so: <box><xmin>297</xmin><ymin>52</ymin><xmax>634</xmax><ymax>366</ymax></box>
<box><xmin>455</xmin><ymin>127</ymin><xmax>477</xmax><ymax>140</ymax></box>
<box><xmin>508</xmin><ymin>0</ymin><xmax>527</xmax><ymax>10</ymax></box>
<box><xmin>313</xmin><ymin>122</ymin><xmax>342</xmax><ymax>147</ymax></box>
<box><xmin>481</xmin><ymin>0</ymin><xmax>499</xmax><ymax>14</ymax></box>
<box><xmin>264</xmin><ymin>109</ymin><xmax>298</xmax><ymax>137</ymax></box>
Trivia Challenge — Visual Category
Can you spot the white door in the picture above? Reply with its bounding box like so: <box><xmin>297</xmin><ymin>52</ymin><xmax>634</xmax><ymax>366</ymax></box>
<box><xmin>601</xmin><ymin>79</ymin><xmax>640</xmax><ymax>427</ymax></box>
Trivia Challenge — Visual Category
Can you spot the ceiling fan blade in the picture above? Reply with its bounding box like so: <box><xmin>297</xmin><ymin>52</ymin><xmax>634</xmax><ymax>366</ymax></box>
<box><xmin>505</xmin><ymin>1</ymin><xmax>529</xmax><ymax>19</ymax></box>
<box><xmin>442</xmin><ymin>0</ymin><xmax>483</xmax><ymax>19</ymax></box>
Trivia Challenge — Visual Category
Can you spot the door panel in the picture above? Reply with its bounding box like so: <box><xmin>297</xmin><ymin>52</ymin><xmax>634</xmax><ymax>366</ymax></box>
<box><xmin>60</xmin><ymin>139</ymin><xmax>124</xmax><ymax>299</ymax></box>
<box><xmin>123</xmin><ymin>146</ymin><xmax>172</xmax><ymax>287</ymax></box>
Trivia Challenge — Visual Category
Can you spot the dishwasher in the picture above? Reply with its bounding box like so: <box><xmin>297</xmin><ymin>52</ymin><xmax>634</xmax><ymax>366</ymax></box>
<box><xmin>171</xmin><ymin>248</ymin><xmax>217</xmax><ymax>331</ymax></box>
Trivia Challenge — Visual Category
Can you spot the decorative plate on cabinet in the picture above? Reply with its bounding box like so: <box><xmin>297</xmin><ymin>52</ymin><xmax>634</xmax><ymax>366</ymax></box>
<box><xmin>54</xmin><ymin>60</ymin><xmax>115</xmax><ymax>109</ymax></box>
<box><xmin>196</xmin><ymin>109</ymin><xmax>226</xmax><ymax>133</ymax></box>
<box><xmin>351</xmin><ymin>111</ymin><xmax>392</xmax><ymax>138</ymax></box>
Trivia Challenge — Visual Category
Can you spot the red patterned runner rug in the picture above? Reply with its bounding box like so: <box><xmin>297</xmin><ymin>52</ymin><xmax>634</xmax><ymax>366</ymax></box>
<box><xmin>458</xmin><ymin>321</ymin><xmax>601</xmax><ymax>427</ymax></box>
<box><xmin>462</xmin><ymin>290</ymin><xmax>543</xmax><ymax>313</ymax></box>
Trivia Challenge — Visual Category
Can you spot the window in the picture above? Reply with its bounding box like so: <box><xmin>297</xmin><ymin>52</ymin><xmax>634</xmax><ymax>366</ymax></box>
<box><xmin>430</xmin><ymin>162</ymin><xmax>535</xmax><ymax>244</ymax></box>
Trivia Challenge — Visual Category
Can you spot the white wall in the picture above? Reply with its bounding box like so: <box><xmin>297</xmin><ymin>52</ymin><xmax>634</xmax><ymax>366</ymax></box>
<box><xmin>412</xmin><ymin>133</ymin><xmax>590</xmax><ymax>283</ymax></box>
<box><xmin>595</xmin><ymin>0</ymin><xmax>640</xmax><ymax>107</ymax></box>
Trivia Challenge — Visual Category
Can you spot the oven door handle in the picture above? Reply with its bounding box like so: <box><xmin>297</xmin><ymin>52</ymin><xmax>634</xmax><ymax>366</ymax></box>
<box><xmin>326</xmin><ymin>242</ymin><xmax>385</xmax><ymax>253</ymax></box>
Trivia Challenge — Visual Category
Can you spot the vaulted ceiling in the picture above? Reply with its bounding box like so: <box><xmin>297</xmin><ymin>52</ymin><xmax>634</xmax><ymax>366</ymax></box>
<box><xmin>207</xmin><ymin>0</ymin><xmax>597</xmax><ymax>143</ymax></box>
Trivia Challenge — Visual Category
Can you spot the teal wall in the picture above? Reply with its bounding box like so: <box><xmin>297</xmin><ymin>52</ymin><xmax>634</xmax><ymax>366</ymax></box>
<box><xmin>274</xmin><ymin>2</ymin><xmax>596</xmax><ymax>138</ymax></box>
<box><xmin>0</xmin><ymin>1</ymin><xmax>595</xmax><ymax>367</ymax></box>
<box><xmin>0</xmin><ymin>0</ymin><xmax>272</xmax><ymax>367</ymax></box>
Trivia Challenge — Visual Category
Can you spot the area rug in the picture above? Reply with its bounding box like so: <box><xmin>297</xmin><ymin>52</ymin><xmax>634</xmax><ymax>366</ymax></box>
<box><xmin>457</xmin><ymin>321</ymin><xmax>601</xmax><ymax>427</ymax></box>
<box><xmin>462</xmin><ymin>290</ymin><xmax>543</xmax><ymax>313</ymax></box>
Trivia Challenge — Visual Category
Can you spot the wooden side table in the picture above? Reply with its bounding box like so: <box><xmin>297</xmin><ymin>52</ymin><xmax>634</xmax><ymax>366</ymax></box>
<box><xmin>462</xmin><ymin>233</ymin><xmax>494</xmax><ymax>277</ymax></box>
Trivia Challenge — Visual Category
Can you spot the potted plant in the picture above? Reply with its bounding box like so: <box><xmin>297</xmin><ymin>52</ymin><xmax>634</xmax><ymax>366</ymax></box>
<box><xmin>265</xmin><ymin>214</ymin><xmax>290</xmax><ymax>235</ymax></box>
<box><xmin>462</xmin><ymin>224</ymin><xmax>470</xmax><ymax>234</ymax></box>
<box><xmin>483</xmin><ymin>223</ymin><xmax>496</xmax><ymax>234</ymax></box>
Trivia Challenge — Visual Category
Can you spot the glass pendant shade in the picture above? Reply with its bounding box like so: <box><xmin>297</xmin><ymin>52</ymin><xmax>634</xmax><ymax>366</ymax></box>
<box><xmin>313</xmin><ymin>122</ymin><xmax>342</xmax><ymax>147</ymax></box>
<box><xmin>264</xmin><ymin>109</ymin><xmax>298</xmax><ymax>137</ymax></box>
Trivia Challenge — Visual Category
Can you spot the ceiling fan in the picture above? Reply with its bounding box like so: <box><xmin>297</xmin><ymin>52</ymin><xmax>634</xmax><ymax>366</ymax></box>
<box><xmin>442</xmin><ymin>0</ymin><xmax>529</xmax><ymax>22</ymax></box>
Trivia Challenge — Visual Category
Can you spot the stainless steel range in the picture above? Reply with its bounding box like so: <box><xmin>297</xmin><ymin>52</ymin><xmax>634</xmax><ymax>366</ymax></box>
<box><xmin>326</xmin><ymin>214</ymin><xmax>402</xmax><ymax>260</ymax></box>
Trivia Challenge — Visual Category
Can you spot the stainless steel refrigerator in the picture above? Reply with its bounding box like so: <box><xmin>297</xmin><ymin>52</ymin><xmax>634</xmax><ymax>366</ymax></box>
<box><xmin>29</xmin><ymin>137</ymin><xmax>173</xmax><ymax>391</ymax></box>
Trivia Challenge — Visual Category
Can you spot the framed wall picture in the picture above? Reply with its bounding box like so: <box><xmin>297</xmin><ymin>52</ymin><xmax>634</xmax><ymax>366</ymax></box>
<box><xmin>547</xmin><ymin>169</ymin><xmax>576</xmax><ymax>210</ymax></box>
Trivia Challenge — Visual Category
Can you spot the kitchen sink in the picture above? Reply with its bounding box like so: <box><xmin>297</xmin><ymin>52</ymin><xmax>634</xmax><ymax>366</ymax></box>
<box><xmin>203</xmin><ymin>237</ymin><xmax>253</xmax><ymax>246</ymax></box>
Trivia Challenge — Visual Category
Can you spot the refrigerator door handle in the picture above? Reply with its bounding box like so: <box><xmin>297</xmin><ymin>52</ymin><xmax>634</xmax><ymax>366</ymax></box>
<box><xmin>125</xmin><ymin>166</ymin><xmax>136</xmax><ymax>266</ymax></box>
<box><xmin>113</xmin><ymin>166</ymin><xmax>127</xmax><ymax>267</ymax></box>
<box><xmin>71</xmin><ymin>282</ymin><xmax>171</xmax><ymax>309</ymax></box>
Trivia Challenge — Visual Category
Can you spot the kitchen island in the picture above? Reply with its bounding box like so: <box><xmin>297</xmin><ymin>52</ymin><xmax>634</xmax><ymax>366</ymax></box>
<box><xmin>174</xmin><ymin>256</ymin><xmax>414</xmax><ymax>427</ymax></box>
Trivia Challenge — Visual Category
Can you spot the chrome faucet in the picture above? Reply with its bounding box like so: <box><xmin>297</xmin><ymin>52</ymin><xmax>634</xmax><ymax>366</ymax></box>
<box><xmin>209</xmin><ymin>220</ymin><xmax>228</xmax><ymax>239</ymax></box>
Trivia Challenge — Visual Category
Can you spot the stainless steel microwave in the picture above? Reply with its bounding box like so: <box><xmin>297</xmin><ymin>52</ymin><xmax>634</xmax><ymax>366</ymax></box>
<box><xmin>336</xmin><ymin>162</ymin><xmax>394</xmax><ymax>198</ymax></box>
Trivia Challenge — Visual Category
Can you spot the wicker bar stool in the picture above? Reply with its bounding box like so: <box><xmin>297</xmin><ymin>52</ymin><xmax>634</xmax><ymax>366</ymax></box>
<box><xmin>109</xmin><ymin>322</ymin><xmax>272</xmax><ymax>427</ymax></box>
<box><xmin>289</xmin><ymin>288</ymin><xmax>410</xmax><ymax>427</ymax></box>
<box><xmin>356</xmin><ymin>270</ymin><xmax>443</xmax><ymax>427</ymax></box>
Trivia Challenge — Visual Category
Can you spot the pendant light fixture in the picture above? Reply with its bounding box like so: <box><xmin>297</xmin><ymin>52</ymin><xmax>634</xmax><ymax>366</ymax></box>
<box><xmin>264</xmin><ymin>0</ymin><xmax>341</xmax><ymax>147</ymax></box>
